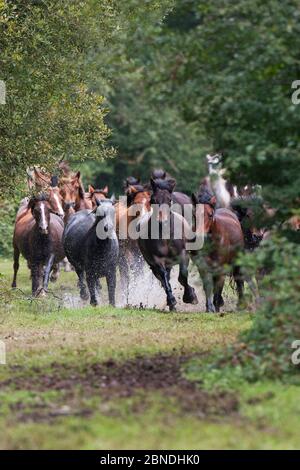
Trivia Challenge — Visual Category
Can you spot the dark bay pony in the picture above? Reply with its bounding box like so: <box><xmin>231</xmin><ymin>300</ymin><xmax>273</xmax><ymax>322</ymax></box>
<box><xmin>192</xmin><ymin>189</ymin><xmax>244</xmax><ymax>312</ymax></box>
<box><xmin>12</xmin><ymin>194</ymin><xmax>65</xmax><ymax>296</ymax></box>
<box><xmin>138</xmin><ymin>178</ymin><xmax>198</xmax><ymax>311</ymax></box>
<box><xmin>231</xmin><ymin>195</ymin><xmax>265</xmax><ymax>251</ymax></box>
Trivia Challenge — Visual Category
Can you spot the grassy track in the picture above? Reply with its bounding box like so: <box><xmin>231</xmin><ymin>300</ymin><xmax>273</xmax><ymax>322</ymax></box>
<box><xmin>0</xmin><ymin>258</ymin><xmax>299</xmax><ymax>449</ymax></box>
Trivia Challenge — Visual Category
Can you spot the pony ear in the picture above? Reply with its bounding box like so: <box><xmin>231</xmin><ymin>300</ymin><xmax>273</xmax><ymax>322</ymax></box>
<box><xmin>88</xmin><ymin>185</ymin><xmax>95</xmax><ymax>193</ymax></box>
<box><xmin>150</xmin><ymin>178</ymin><xmax>156</xmax><ymax>191</ymax></box>
<box><xmin>167</xmin><ymin>178</ymin><xmax>176</xmax><ymax>193</ymax></box>
<box><xmin>152</xmin><ymin>169</ymin><xmax>166</xmax><ymax>180</ymax></box>
<box><xmin>74</xmin><ymin>171</ymin><xmax>81</xmax><ymax>180</ymax></box>
<box><xmin>191</xmin><ymin>193</ymin><xmax>198</xmax><ymax>205</ymax></box>
<box><xmin>110</xmin><ymin>194</ymin><xmax>116</xmax><ymax>205</ymax></box>
<box><xmin>51</xmin><ymin>175</ymin><xmax>58</xmax><ymax>187</ymax></box>
<box><xmin>102</xmin><ymin>185</ymin><xmax>109</xmax><ymax>195</ymax></box>
<box><xmin>28</xmin><ymin>197</ymin><xmax>36</xmax><ymax>211</ymax></box>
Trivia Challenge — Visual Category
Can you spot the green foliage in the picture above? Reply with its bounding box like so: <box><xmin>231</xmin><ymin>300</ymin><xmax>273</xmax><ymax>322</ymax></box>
<box><xmin>89</xmin><ymin>0</ymin><xmax>208</xmax><ymax>193</ymax></box>
<box><xmin>0</xmin><ymin>0</ymin><xmax>120</xmax><ymax>195</ymax></box>
<box><xmin>237</xmin><ymin>237</ymin><xmax>300</xmax><ymax>380</ymax></box>
<box><xmin>0</xmin><ymin>200</ymin><xmax>16</xmax><ymax>257</ymax></box>
<box><xmin>154</xmin><ymin>0</ymin><xmax>300</xmax><ymax>216</ymax></box>
<box><xmin>193</xmin><ymin>237</ymin><xmax>300</xmax><ymax>382</ymax></box>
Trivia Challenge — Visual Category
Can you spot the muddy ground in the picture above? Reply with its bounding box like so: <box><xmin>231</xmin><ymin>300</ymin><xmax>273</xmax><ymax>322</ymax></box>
<box><xmin>1</xmin><ymin>353</ymin><xmax>239</xmax><ymax>424</ymax></box>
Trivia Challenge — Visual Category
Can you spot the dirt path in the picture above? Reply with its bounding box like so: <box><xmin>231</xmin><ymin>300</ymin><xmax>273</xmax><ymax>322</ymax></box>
<box><xmin>1</xmin><ymin>352</ymin><xmax>239</xmax><ymax>424</ymax></box>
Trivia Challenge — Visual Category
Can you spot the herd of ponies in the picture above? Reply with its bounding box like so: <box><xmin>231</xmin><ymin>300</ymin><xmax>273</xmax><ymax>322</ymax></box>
<box><xmin>11</xmin><ymin>156</ymin><xmax>297</xmax><ymax>312</ymax></box>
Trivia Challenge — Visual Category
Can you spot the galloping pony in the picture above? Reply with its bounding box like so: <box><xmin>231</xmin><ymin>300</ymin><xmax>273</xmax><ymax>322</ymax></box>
<box><xmin>138</xmin><ymin>178</ymin><xmax>198</xmax><ymax>311</ymax></box>
<box><xmin>151</xmin><ymin>169</ymin><xmax>192</xmax><ymax>209</ymax></box>
<box><xmin>192</xmin><ymin>188</ymin><xmax>244</xmax><ymax>312</ymax></box>
<box><xmin>12</xmin><ymin>194</ymin><xmax>65</xmax><ymax>296</ymax></box>
<box><xmin>63</xmin><ymin>199</ymin><xmax>118</xmax><ymax>306</ymax></box>
<box><xmin>115</xmin><ymin>183</ymin><xmax>152</xmax><ymax>302</ymax></box>
<box><xmin>84</xmin><ymin>185</ymin><xmax>109</xmax><ymax>210</ymax></box>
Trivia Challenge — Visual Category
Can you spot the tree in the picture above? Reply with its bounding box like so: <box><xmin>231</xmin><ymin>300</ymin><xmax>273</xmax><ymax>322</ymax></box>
<box><xmin>0</xmin><ymin>0</ymin><xmax>124</xmax><ymax>195</ymax></box>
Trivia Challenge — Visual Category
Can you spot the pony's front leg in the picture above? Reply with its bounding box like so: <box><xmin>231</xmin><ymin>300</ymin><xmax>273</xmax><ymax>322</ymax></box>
<box><xmin>233</xmin><ymin>266</ymin><xmax>245</xmax><ymax>310</ymax></box>
<box><xmin>86</xmin><ymin>271</ymin><xmax>97</xmax><ymax>306</ymax></box>
<box><xmin>152</xmin><ymin>265</ymin><xmax>177</xmax><ymax>311</ymax></box>
<box><xmin>106</xmin><ymin>269</ymin><xmax>117</xmax><ymax>306</ymax></box>
<box><xmin>178</xmin><ymin>251</ymin><xmax>198</xmax><ymax>305</ymax></box>
<box><xmin>43</xmin><ymin>254</ymin><xmax>55</xmax><ymax>293</ymax></box>
<box><xmin>75</xmin><ymin>267</ymin><xmax>89</xmax><ymax>301</ymax></box>
<box><xmin>11</xmin><ymin>244</ymin><xmax>20</xmax><ymax>288</ymax></box>
<box><xmin>118</xmin><ymin>251</ymin><xmax>130</xmax><ymax>305</ymax></box>
<box><xmin>31</xmin><ymin>264</ymin><xmax>43</xmax><ymax>297</ymax></box>
<box><xmin>213</xmin><ymin>273</ymin><xmax>225</xmax><ymax>312</ymax></box>
<box><xmin>194</xmin><ymin>256</ymin><xmax>215</xmax><ymax>312</ymax></box>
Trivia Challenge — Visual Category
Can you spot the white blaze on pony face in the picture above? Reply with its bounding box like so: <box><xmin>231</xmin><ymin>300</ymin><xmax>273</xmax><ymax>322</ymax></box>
<box><xmin>40</xmin><ymin>202</ymin><xmax>48</xmax><ymax>233</ymax></box>
<box><xmin>53</xmin><ymin>192</ymin><xmax>64</xmax><ymax>217</ymax></box>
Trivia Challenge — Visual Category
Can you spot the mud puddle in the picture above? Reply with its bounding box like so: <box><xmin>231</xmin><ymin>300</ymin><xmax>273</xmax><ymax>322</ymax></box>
<box><xmin>61</xmin><ymin>264</ymin><xmax>237</xmax><ymax>313</ymax></box>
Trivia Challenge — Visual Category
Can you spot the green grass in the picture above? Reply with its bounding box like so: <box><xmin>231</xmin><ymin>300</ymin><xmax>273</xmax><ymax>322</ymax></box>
<box><xmin>0</xmin><ymin>258</ymin><xmax>299</xmax><ymax>449</ymax></box>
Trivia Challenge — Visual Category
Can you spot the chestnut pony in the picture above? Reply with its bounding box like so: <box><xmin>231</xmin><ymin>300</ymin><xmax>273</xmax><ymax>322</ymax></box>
<box><xmin>192</xmin><ymin>189</ymin><xmax>244</xmax><ymax>312</ymax></box>
<box><xmin>84</xmin><ymin>185</ymin><xmax>109</xmax><ymax>209</ymax></box>
<box><xmin>115</xmin><ymin>184</ymin><xmax>151</xmax><ymax>302</ymax></box>
<box><xmin>12</xmin><ymin>194</ymin><xmax>65</xmax><ymax>296</ymax></box>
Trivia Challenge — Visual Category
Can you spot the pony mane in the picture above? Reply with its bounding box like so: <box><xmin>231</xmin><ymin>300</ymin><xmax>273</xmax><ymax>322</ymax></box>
<box><xmin>124</xmin><ymin>176</ymin><xmax>140</xmax><ymax>189</ymax></box>
<box><xmin>33</xmin><ymin>193</ymin><xmax>49</xmax><ymax>202</ymax></box>
<box><xmin>151</xmin><ymin>169</ymin><xmax>167</xmax><ymax>180</ymax></box>
<box><xmin>151</xmin><ymin>178</ymin><xmax>176</xmax><ymax>193</ymax></box>
<box><xmin>196</xmin><ymin>188</ymin><xmax>214</xmax><ymax>205</ymax></box>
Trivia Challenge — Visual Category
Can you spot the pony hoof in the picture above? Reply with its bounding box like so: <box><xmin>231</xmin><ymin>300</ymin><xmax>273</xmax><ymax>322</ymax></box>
<box><xmin>90</xmin><ymin>301</ymin><xmax>98</xmax><ymax>307</ymax></box>
<box><xmin>168</xmin><ymin>298</ymin><xmax>177</xmax><ymax>311</ymax></box>
<box><xmin>80</xmin><ymin>291</ymin><xmax>89</xmax><ymax>301</ymax></box>
<box><xmin>206</xmin><ymin>304</ymin><xmax>216</xmax><ymax>313</ymax></box>
<box><xmin>36</xmin><ymin>289</ymin><xmax>47</xmax><ymax>298</ymax></box>
<box><xmin>183</xmin><ymin>288</ymin><xmax>198</xmax><ymax>305</ymax></box>
<box><xmin>50</xmin><ymin>276</ymin><xmax>58</xmax><ymax>283</ymax></box>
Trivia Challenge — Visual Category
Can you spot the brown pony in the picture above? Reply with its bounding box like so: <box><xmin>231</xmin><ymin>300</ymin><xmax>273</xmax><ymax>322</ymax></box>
<box><xmin>84</xmin><ymin>185</ymin><xmax>109</xmax><ymax>209</ymax></box>
<box><xmin>26</xmin><ymin>167</ymin><xmax>51</xmax><ymax>191</ymax></box>
<box><xmin>115</xmin><ymin>184</ymin><xmax>152</xmax><ymax>302</ymax></box>
<box><xmin>16</xmin><ymin>177</ymin><xmax>64</xmax><ymax>224</ymax></box>
<box><xmin>59</xmin><ymin>171</ymin><xmax>86</xmax><ymax>212</ymax></box>
<box><xmin>192</xmin><ymin>189</ymin><xmax>244</xmax><ymax>312</ymax></box>
<box><xmin>12</xmin><ymin>194</ymin><xmax>65</xmax><ymax>296</ymax></box>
